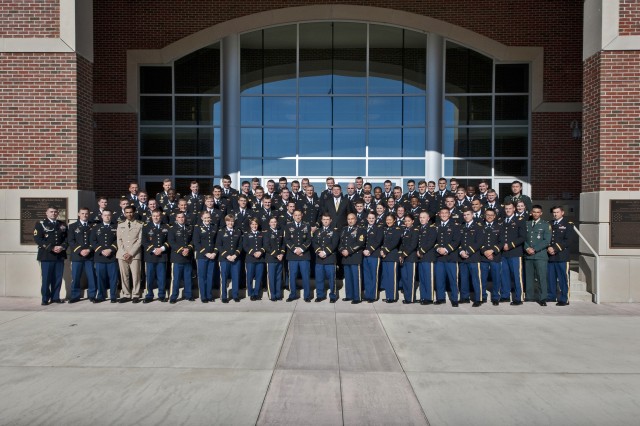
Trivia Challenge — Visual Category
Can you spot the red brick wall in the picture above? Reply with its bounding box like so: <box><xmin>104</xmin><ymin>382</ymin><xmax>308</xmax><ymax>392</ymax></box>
<box><xmin>0</xmin><ymin>52</ymin><xmax>78</xmax><ymax>189</ymax></box>
<box><xmin>582</xmin><ymin>53</ymin><xmax>600</xmax><ymax>193</ymax></box>
<box><xmin>0</xmin><ymin>0</ymin><xmax>59</xmax><ymax>37</ymax></box>
<box><xmin>77</xmin><ymin>55</ymin><xmax>94</xmax><ymax>190</ymax></box>
<box><xmin>93</xmin><ymin>113</ymin><xmax>137</xmax><ymax>196</ymax></box>
<box><xmin>619</xmin><ymin>0</ymin><xmax>640</xmax><ymax>36</ymax></box>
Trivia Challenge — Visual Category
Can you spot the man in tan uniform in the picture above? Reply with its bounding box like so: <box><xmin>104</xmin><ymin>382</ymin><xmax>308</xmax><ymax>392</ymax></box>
<box><xmin>117</xmin><ymin>205</ymin><xmax>144</xmax><ymax>303</ymax></box>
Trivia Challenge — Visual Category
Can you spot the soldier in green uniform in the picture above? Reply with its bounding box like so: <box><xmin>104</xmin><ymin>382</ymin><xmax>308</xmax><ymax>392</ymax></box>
<box><xmin>524</xmin><ymin>205</ymin><xmax>552</xmax><ymax>306</ymax></box>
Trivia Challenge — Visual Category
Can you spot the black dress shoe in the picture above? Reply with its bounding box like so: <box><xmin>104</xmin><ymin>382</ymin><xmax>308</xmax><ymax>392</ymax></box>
<box><xmin>169</xmin><ymin>299</ymin><xmax>177</xmax><ymax>304</ymax></box>
<box><xmin>222</xmin><ymin>299</ymin><xmax>229</xmax><ymax>304</ymax></box>
<box><xmin>386</xmin><ymin>299</ymin><xmax>396</xmax><ymax>304</ymax></box>
<box><xmin>434</xmin><ymin>300</ymin><xmax>445</xmax><ymax>305</ymax></box>
<box><xmin>286</xmin><ymin>297</ymin><xmax>297</xmax><ymax>302</ymax></box>
<box><xmin>89</xmin><ymin>298</ymin><xmax>96</xmax><ymax>303</ymax></box>
<box><xmin>451</xmin><ymin>302</ymin><xmax>459</xmax><ymax>307</ymax></box>
<box><xmin>459</xmin><ymin>299</ymin><xmax>471</xmax><ymax>304</ymax></box>
<box><xmin>250</xmin><ymin>296</ymin><xmax>256</xmax><ymax>301</ymax></box>
<box><xmin>421</xmin><ymin>300</ymin><xmax>433</xmax><ymax>305</ymax></box>
<box><xmin>500</xmin><ymin>298</ymin><xmax>510</xmax><ymax>302</ymax></box>
<box><xmin>538</xmin><ymin>301</ymin><xmax>547</xmax><ymax>306</ymax></box>
<box><xmin>93</xmin><ymin>299</ymin><xmax>104</xmax><ymax>304</ymax></box>
<box><xmin>315</xmin><ymin>297</ymin><xmax>326</xmax><ymax>302</ymax></box>
<box><xmin>472</xmin><ymin>302</ymin><xmax>482</xmax><ymax>307</ymax></box>
<box><xmin>402</xmin><ymin>300</ymin><xmax>412</xmax><ymax>304</ymax></box>
<box><xmin>330</xmin><ymin>298</ymin><xmax>337</xmax><ymax>303</ymax></box>
<box><xmin>132</xmin><ymin>298</ymin><xmax>140</xmax><ymax>304</ymax></box>
<box><xmin>41</xmin><ymin>301</ymin><xmax>49</xmax><ymax>306</ymax></box>
<box><xmin>110</xmin><ymin>299</ymin><xmax>117</xmax><ymax>303</ymax></box>
<box><xmin>492</xmin><ymin>301</ymin><xmax>499</xmax><ymax>306</ymax></box>
<box><xmin>556</xmin><ymin>301</ymin><xmax>568</xmax><ymax>306</ymax></box>
<box><xmin>159</xmin><ymin>297</ymin><xmax>167</xmax><ymax>303</ymax></box>
<box><xmin>304</xmin><ymin>298</ymin><xmax>311</xmax><ymax>303</ymax></box>
<box><xmin>351</xmin><ymin>300</ymin><xmax>361</xmax><ymax>304</ymax></box>
<box><xmin>270</xmin><ymin>298</ymin><xmax>277</xmax><ymax>302</ymax></box>
<box><xmin>52</xmin><ymin>300</ymin><xmax>65</xmax><ymax>304</ymax></box>
<box><xmin>510</xmin><ymin>301</ymin><xmax>523</xmax><ymax>306</ymax></box>
<box><xmin>201</xmin><ymin>299</ymin><xmax>209</xmax><ymax>303</ymax></box>
<box><xmin>367</xmin><ymin>299</ymin><xmax>375</xmax><ymax>303</ymax></box>
<box><xmin>143</xmin><ymin>299</ymin><xmax>152</xmax><ymax>304</ymax></box>
<box><xmin>68</xmin><ymin>298</ymin><xmax>80</xmax><ymax>304</ymax></box>
<box><xmin>342</xmin><ymin>298</ymin><xmax>352</xmax><ymax>302</ymax></box>
<box><xmin>233</xmin><ymin>298</ymin><xmax>241</xmax><ymax>303</ymax></box>
<box><xmin>188</xmin><ymin>298</ymin><xmax>195</xmax><ymax>302</ymax></box>
<box><xmin>118</xmin><ymin>298</ymin><xmax>130</xmax><ymax>303</ymax></box>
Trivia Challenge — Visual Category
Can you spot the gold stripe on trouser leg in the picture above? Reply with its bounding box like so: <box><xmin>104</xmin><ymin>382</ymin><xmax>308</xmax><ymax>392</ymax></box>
<box><xmin>357</xmin><ymin>265</ymin><xmax>362</xmax><ymax>300</ymax></box>
<box><xmin>374</xmin><ymin>258</ymin><xmax>380</xmax><ymax>298</ymax></box>
<box><xmin>454</xmin><ymin>263</ymin><xmax>459</xmax><ymax>302</ymax></box>
<box><xmin>266</xmin><ymin>264</ymin><xmax>271</xmax><ymax>299</ymax></box>
<box><xmin>219</xmin><ymin>267</ymin><xmax>224</xmax><ymax>300</ymax></box>
<box><xmin>393</xmin><ymin>263</ymin><xmax>397</xmax><ymax>300</ymax></box>
<box><xmin>411</xmin><ymin>263</ymin><xmax>416</xmax><ymax>303</ymax></box>
<box><xmin>431</xmin><ymin>263</ymin><xmax>435</xmax><ymax>301</ymax></box>
<box><xmin>245</xmin><ymin>263</ymin><xmax>248</xmax><ymax>297</ymax></box>
<box><xmin>333</xmin><ymin>266</ymin><xmax>337</xmax><ymax>299</ymax></box>
<box><xmin>171</xmin><ymin>263</ymin><xmax>175</xmax><ymax>298</ymax></box>
<box><xmin>566</xmin><ymin>262</ymin><xmax>570</xmax><ymax>301</ymax></box>
<box><xmin>476</xmin><ymin>263</ymin><xmax>483</xmax><ymax>302</ymax></box>
<box><xmin>518</xmin><ymin>257</ymin><xmax>524</xmax><ymax>302</ymax></box>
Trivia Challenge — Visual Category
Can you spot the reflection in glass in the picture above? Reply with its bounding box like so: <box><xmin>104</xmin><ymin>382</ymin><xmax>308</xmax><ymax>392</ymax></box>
<box><xmin>496</xmin><ymin>64</ymin><xmax>529</xmax><ymax>93</ymax></box>
<box><xmin>334</xmin><ymin>160</ymin><xmax>365</xmax><ymax>176</ymax></box>
<box><xmin>368</xmin><ymin>97</ymin><xmax>402</xmax><ymax>126</ymax></box>
<box><xmin>140</xmin><ymin>128</ymin><xmax>172</xmax><ymax>156</ymax></box>
<box><xmin>175</xmin><ymin>128</ymin><xmax>213</xmax><ymax>157</ymax></box>
<box><xmin>241</xmin><ymin>97</ymin><xmax>262</xmax><ymax>126</ymax></box>
<box><xmin>333</xmin><ymin>129</ymin><xmax>366</xmax><ymax>157</ymax></box>
<box><xmin>445</xmin><ymin>42</ymin><xmax>493</xmax><ymax>93</ymax></box>
<box><xmin>299</xmin><ymin>23</ymin><xmax>333</xmax><ymax>95</ymax></box>
<box><xmin>240</xmin><ymin>30</ymin><xmax>263</xmax><ymax>94</ymax></box>
<box><xmin>140</xmin><ymin>66</ymin><xmax>172</xmax><ymax>94</ymax></box>
<box><xmin>174</xmin><ymin>43</ymin><xmax>220</xmax><ymax>94</ymax></box>
<box><xmin>140</xmin><ymin>96</ymin><xmax>172</xmax><ymax>125</ymax></box>
<box><xmin>369</xmin><ymin>160</ymin><xmax>401</xmax><ymax>176</ymax></box>
<box><xmin>333</xmin><ymin>97</ymin><xmax>366</xmax><ymax>126</ymax></box>
<box><xmin>176</xmin><ymin>159</ymin><xmax>214</xmax><ymax>176</ymax></box>
<box><xmin>495</xmin><ymin>127</ymin><xmax>528</xmax><ymax>157</ymax></box>
<box><xmin>444</xmin><ymin>96</ymin><xmax>492</xmax><ymax>126</ymax></box>
<box><xmin>369</xmin><ymin>24</ymin><xmax>403</xmax><ymax>94</ymax></box>
<box><xmin>402</xmin><ymin>160</ymin><xmax>425</xmax><ymax>176</ymax></box>
<box><xmin>369</xmin><ymin>128</ymin><xmax>401</xmax><ymax>157</ymax></box>
<box><xmin>403</xmin><ymin>128</ymin><xmax>425</xmax><ymax>157</ymax></box>
<box><xmin>299</xmin><ymin>129</ymin><xmax>331</xmax><ymax>157</ymax></box>
<box><xmin>175</xmin><ymin>96</ymin><xmax>220</xmax><ymax>126</ymax></box>
<box><xmin>495</xmin><ymin>96</ymin><xmax>528</xmax><ymax>125</ymax></box>
<box><xmin>241</xmin><ymin>159</ymin><xmax>262</xmax><ymax>176</ymax></box>
<box><xmin>299</xmin><ymin>160</ymin><xmax>331</xmax><ymax>176</ymax></box>
<box><xmin>444</xmin><ymin>159</ymin><xmax>492</xmax><ymax>176</ymax></box>
<box><xmin>443</xmin><ymin>127</ymin><xmax>491</xmax><ymax>157</ymax></box>
<box><xmin>403</xmin><ymin>97</ymin><xmax>426</xmax><ymax>126</ymax></box>
<box><xmin>263</xmin><ymin>97</ymin><xmax>296</xmax><ymax>126</ymax></box>
<box><xmin>264</xmin><ymin>159</ymin><xmax>295</xmax><ymax>176</ymax></box>
<box><xmin>263</xmin><ymin>25</ymin><xmax>297</xmax><ymax>95</ymax></box>
<box><xmin>264</xmin><ymin>129</ymin><xmax>296</xmax><ymax>157</ymax></box>
<box><xmin>299</xmin><ymin>97</ymin><xmax>332</xmax><ymax>127</ymax></box>
<box><xmin>404</xmin><ymin>31</ymin><xmax>427</xmax><ymax>93</ymax></box>
<box><xmin>495</xmin><ymin>160</ymin><xmax>528</xmax><ymax>177</ymax></box>
<box><xmin>141</xmin><ymin>159</ymin><xmax>172</xmax><ymax>175</ymax></box>
<box><xmin>241</xmin><ymin>128</ymin><xmax>262</xmax><ymax>157</ymax></box>
<box><xmin>333</xmin><ymin>23</ymin><xmax>367</xmax><ymax>94</ymax></box>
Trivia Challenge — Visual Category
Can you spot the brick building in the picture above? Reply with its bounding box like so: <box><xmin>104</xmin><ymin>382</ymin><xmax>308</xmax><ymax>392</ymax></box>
<box><xmin>0</xmin><ymin>0</ymin><xmax>638</xmax><ymax>301</ymax></box>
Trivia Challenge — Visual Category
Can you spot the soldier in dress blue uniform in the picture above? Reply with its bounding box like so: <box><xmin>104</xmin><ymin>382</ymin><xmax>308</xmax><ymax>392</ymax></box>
<box><xmin>185</xmin><ymin>180</ymin><xmax>205</xmax><ymax>215</ymax></box>
<box><xmin>168</xmin><ymin>212</ymin><xmax>194</xmax><ymax>303</ymax></box>
<box><xmin>66</xmin><ymin>207</ymin><xmax>96</xmax><ymax>303</ymax></box>
<box><xmin>353</xmin><ymin>201</ymin><xmax>368</xmax><ymax>227</ymax></box>
<box><xmin>435</xmin><ymin>178</ymin><xmax>453</xmax><ymax>210</ymax></box>
<box><xmin>458</xmin><ymin>209</ymin><xmax>484</xmax><ymax>307</ymax></box>
<box><xmin>399</xmin><ymin>214</ymin><xmax>419</xmax><ymax>304</ymax></box>
<box><xmin>243</xmin><ymin>218</ymin><xmax>266</xmax><ymax>301</ymax></box>
<box><xmin>137</xmin><ymin>192</ymin><xmax>152</xmax><ymax>223</ymax></box>
<box><xmin>301</xmin><ymin>185</ymin><xmax>321</xmax><ymax>234</ymax></box>
<box><xmin>216</xmin><ymin>214</ymin><xmax>243</xmax><ymax>303</ymax></box>
<box><xmin>199</xmin><ymin>195</ymin><xmax>223</xmax><ymax>230</ymax></box>
<box><xmin>485</xmin><ymin>190</ymin><xmax>504</xmax><ymax>219</ymax></box>
<box><xmin>230</xmin><ymin>195</ymin><xmax>253</xmax><ymax>233</ymax></box>
<box><xmin>340</xmin><ymin>213</ymin><xmax>366</xmax><ymax>304</ymax></box>
<box><xmin>379</xmin><ymin>214</ymin><xmax>403</xmax><ymax>303</ymax></box>
<box><xmin>278</xmin><ymin>201</ymin><xmax>296</xmax><ymax>230</ymax></box>
<box><xmin>284</xmin><ymin>210</ymin><xmax>312</xmax><ymax>302</ymax></box>
<box><xmin>89</xmin><ymin>197</ymin><xmax>110</xmax><ymax>224</ymax></box>
<box><xmin>211</xmin><ymin>186</ymin><xmax>229</xmax><ymax>215</ymax></box>
<box><xmin>254</xmin><ymin>196</ymin><xmax>275</xmax><ymax>231</ymax></box>
<box><xmin>480</xmin><ymin>208</ymin><xmax>504</xmax><ymax>305</ymax></box>
<box><xmin>192</xmin><ymin>210</ymin><xmax>218</xmax><ymax>303</ymax></box>
<box><xmin>156</xmin><ymin>178</ymin><xmax>180</xmax><ymax>209</ymax></box>
<box><xmin>264</xmin><ymin>217</ymin><xmax>286</xmax><ymax>301</ymax></box>
<box><xmin>362</xmin><ymin>212</ymin><xmax>384</xmax><ymax>302</ymax></box>
<box><xmin>501</xmin><ymin>202</ymin><xmax>526</xmax><ymax>305</ymax></box>
<box><xmin>313</xmin><ymin>214</ymin><xmax>341</xmax><ymax>302</ymax></box>
<box><xmin>470</xmin><ymin>199</ymin><xmax>485</xmax><ymax>223</ymax></box>
<box><xmin>547</xmin><ymin>206</ymin><xmax>576</xmax><ymax>306</ymax></box>
<box><xmin>142</xmin><ymin>209</ymin><xmax>170</xmax><ymax>303</ymax></box>
<box><xmin>163</xmin><ymin>189</ymin><xmax>180</xmax><ymax>222</ymax></box>
<box><xmin>34</xmin><ymin>206</ymin><xmax>68</xmax><ymax>305</ymax></box>
<box><xmin>434</xmin><ymin>208</ymin><xmax>462</xmax><ymax>306</ymax></box>
<box><xmin>90</xmin><ymin>210</ymin><xmax>119</xmax><ymax>303</ymax></box>
<box><xmin>417</xmin><ymin>211</ymin><xmax>438</xmax><ymax>305</ymax></box>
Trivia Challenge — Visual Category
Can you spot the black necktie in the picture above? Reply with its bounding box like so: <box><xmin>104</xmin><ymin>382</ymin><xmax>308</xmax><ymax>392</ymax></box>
<box><xmin>128</xmin><ymin>222</ymin><xmax>131</xmax><ymax>229</ymax></box>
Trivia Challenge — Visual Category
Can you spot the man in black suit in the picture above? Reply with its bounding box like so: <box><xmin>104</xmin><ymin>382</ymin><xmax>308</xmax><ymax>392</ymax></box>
<box><xmin>323</xmin><ymin>184</ymin><xmax>352</xmax><ymax>229</ymax></box>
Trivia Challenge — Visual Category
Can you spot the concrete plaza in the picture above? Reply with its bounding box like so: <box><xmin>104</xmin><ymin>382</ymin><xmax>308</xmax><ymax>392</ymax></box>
<box><xmin>0</xmin><ymin>297</ymin><xmax>639</xmax><ymax>425</ymax></box>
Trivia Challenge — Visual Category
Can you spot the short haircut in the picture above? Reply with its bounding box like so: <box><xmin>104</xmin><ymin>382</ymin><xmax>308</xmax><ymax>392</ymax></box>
<box><xmin>532</xmin><ymin>204</ymin><xmax>543</xmax><ymax>210</ymax></box>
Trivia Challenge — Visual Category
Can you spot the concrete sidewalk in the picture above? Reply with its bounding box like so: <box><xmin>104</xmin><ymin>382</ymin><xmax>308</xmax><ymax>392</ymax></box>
<box><xmin>1</xmin><ymin>297</ymin><xmax>639</xmax><ymax>425</ymax></box>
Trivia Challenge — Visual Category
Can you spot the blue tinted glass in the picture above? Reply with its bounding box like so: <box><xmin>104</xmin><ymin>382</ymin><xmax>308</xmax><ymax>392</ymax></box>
<box><xmin>241</xmin><ymin>159</ymin><xmax>262</xmax><ymax>175</ymax></box>
<box><xmin>263</xmin><ymin>25</ymin><xmax>297</xmax><ymax>95</ymax></box>
<box><xmin>299</xmin><ymin>75</ymin><xmax>332</xmax><ymax>95</ymax></box>
<box><xmin>241</xmin><ymin>97</ymin><xmax>262</xmax><ymax>126</ymax></box>
<box><xmin>214</xmin><ymin>159</ymin><xmax>220</xmax><ymax>175</ymax></box>
<box><xmin>403</xmin><ymin>128</ymin><xmax>425</xmax><ymax>157</ymax></box>
<box><xmin>264</xmin><ymin>128</ymin><xmax>296</xmax><ymax>157</ymax></box>
<box><xmin>333</xmin><ymin>97</ymin><xmax>365</xmax><ymax>126</ymax></box>
<box><xmin>264</xmin><ymin>97</ymin><xmax>296</xmax><ymax>126</ymax></box>
<box><xmin>369</xmin><ymin>25</ymin><xmax>403</xmax><ymax>94</ymax></box>
<box><xmin>333</xmin><ymin>23</ymin><xmax>367</xmax><ymax>94</ymax></box>
<box><xmin>369</xmin><ymin>160</ymin><xmax>401</xmax><ymax>176</ymax></box>
<box><xmin>212</xmin><ymin>97</ymin><xmax>221</xmax><ymax>126</ymax></box>
<box><xmin>299</xmin><ymin>22</ymin><xmax>332</xmax><ymax>95</ymax></box>
<box><xmin>299</xmin><ymin>160</ymin><xmax>331</xmax><ymax>176</ymax></box>
<box><xmin>333</xmin><ymin>129</ymin><xmax>365</xmax><ymax>157</ymax></box>
<box><xmin>214</xmin><ymin>127</ymin><xmax>221</xmax><ymax>157</ymax></box>
<box><xmin>403</xmin><ymin>96</ymin><xmax>426</xmax><ymax>126</ymax></box>
<box><xmin>299</xmin><ymin>97</ymin><xmax>332</xmax><ymax>127</ymax></box>
<box><xmin>299</xmin><ymin>129</ymin><xmax>331</xmax><ymax>157</ymax></box>
<box><xmin>402</xmin><ymin>160</ymin><xmax>425</xmax><ymax>175</ymax></box>
<box><xmin>264</xmin><ymin>159</ymin><xmax>296</xmax><ymax>175</ymax></box>
<box><xmin>241</xmin><ymin>128</ymin><xmax>262</xmax><ymax>157</ymax></box>
<box><xmin>368</xmin><ymin>97</ymin><xmax>402</xmax><ymax>126</ymax></box>
<box><xmin>369</xmin><ymin>128</ymin><xmax>402</xmax><ymax>157</ymax></box>
<box><xmin>334</xmin><ymin>160</ymin><xmax>365</xmax><ymax>176</ymax></box>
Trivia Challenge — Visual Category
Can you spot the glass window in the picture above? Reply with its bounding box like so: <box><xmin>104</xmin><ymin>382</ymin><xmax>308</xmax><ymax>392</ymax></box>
<box><xmin>443</xmin><ymin>127</ymin><xmax>492</xmax><ymax>157</ymax></box>
<box><xmin>369</xmin><ymin>160</ymin><xmax>401</xmax><ymax>176</ymax></box>
<box><xmin>175</xmin><ymin>128</ymin><xmax>213</xmax><ymax>157</ymax></box>
<box><xmin>241</xmin><ymin>128</ymin><xmax>262</xmax><ymax>157</ymax></box>
<box><xmin>175</xmin><ymin>96</ymin><xmax>219</xmax><ymax>126</ymax></box>
<box><xmin>176</xmin><ymin>159</ymin><xmax>214</xmax><ymax>176</ymax></box>
<box><xmin>444</xmin><ymin>159</ymin><xmax>492</xmax><ymax>176</ymax></box>
<box><xmin>264</xmin><ymin>159</ymin><xmax>295</xmax><ymax>176</ymax></box>
<box><xmin>299</xmin><ymin>129</ymin><xmax>331</xmax><ymax>157</ymax></box>
<box><xmin>263</xmin><ymin>25</ymin><xmax>297</xmax><ymax>95</ymax></box>
<box><xmin>369</xmin><ymin>25</ymin><xmax>403</xmax><ymax>94</ymax></box>
<box><xmin>299</xmin><ymin>97</ymin><xmax>332</xmax><ymax>127</ymax></box>
<box><xmin>140</xmin><ymin>96</ymin><xmax>172</xmax><ymax>125</ymax></box>
<box><xmin>496</xmin><ymin>64</ymin><xmax>529</xmax><ymax>93</ymax></box>
<box><xmin>140</xmin><ymin>66</ymin><xmax>172</xmax><ymax>94</ymax></box>
<box><xmin>403</xmin><ymin>128</ymin><xmax>425</xmax><ymax>157</ymax></box>
<box><xmin>333</xmin><ymin>97</ymin><xmax>366</xmax><ymax>126</ymax></box>
<box><xmin>263</xmin><ymin>128</ymin><xmax>296</xmax><ymax>157</ymax></box>
<box><xmin>403</xmin><ymin>97</ymin><xmax>426</xmax><ymax>126</ymax></box>
<box><xmin>263</xmin><ymin>97</ymin><xmax>296</xmax><ymax>126</ymax></box>
<box><xmin>299</xmin><ymin>160</ymin><xmax>331</xmax><ymax>176</ymax></box>
<box><xmin>368</xmin><ymin>97</ymin><xmax>402</xmax><ymax>126</ymax></box>
<box><xmin>402</xmin><ymin>160</ymin><xmax>425</xmax><ymax>176</ymax></box>
<box><xmin>445</xmin><ymin>42</ymin><xmax>492</xmax><ymax>93</ymax></box>
<box><xmin>495</xmin><ymin>96</ymin><xmax>528</xmax><ymax>125</ymax></box>
<box><xmin>334</xmin><ymin>160</ymin><xmax>365</xmax><ymax>176</ymax></box>
<box><xmin>495</xmin><ymin>127</ymin><xmax>528</xmax><ymax>157</ymax></box>
<box><xmin>241</xmin><ymin>97</ymin><xmax>262</xmax><ymax>126</ymax></box>
<box><xmin>240</xmin><ymin>31</ymin><xmax>264</xmax><ymax>95</ymax></box>
<box><xmin>299</xmin><ymin>22</ymin><xmax>333</xmax><ymax>95</ymax></box>
<box><xmin>444</xmin><ymin>96</ymin><xmax>492</xmax><ymax>126</ymax></box>
<box><xmin>241</xmin><ymin>159</ymin><xmax>262</xmax><ymax>176</ymax></box>
<box><xmin>403</xmin><ymin>31</ymin><xmax>427</xmax><ymax>94</ymax></box>
<box><xmin>174</xmin><ymin>43</ymin><xmax>220</xmax><ymax>94</ymax></box>
<box><xmin>333</xmin><ymin>129</ymin><xmax>365</xmax><ymax>157</ymax></box>
<box><xmin>369</xmin><ymin>128</ymin><xmax>401</xmax><ymax>157</ymax></box>
<box><xmin>495</xmin><ymin>160</ymin><xmax>528</xmax><ymax>177</ymax></box>
<box><xmin>140</xmin><ymin>128</ymin><xmax>172</xmax><ymax>156</ymax></box>
<box><xmin>141</xmin><ymin>159</ymin><xmax>172</xmax><ymax>176</ymax></box>
<box><xmin>333</xmin><ymin>23</ymin><xmax>367</xmax><ymax>94</ymax></box>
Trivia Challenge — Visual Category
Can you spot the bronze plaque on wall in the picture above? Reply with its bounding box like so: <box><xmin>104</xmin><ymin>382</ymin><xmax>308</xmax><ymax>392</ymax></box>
<box><xmin>610</xmin><ymin>200</ymin><xmax>640</xmax><ymax>249</ymax></box>
<box><xmin>20</xmin><ymin>198</ymin><xmax>68</xmax><ymax>245</ymax></box>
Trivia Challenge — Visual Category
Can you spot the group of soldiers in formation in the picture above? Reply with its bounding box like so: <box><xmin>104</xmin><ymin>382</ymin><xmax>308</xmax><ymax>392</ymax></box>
<box><xmin>34</xmin><ymin>175</ymin><xmax>575</xmax><ymax>307</ymax></box>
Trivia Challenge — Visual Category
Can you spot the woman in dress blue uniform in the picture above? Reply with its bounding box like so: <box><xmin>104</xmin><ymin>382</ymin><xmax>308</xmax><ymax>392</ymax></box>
<box><xmin>243</xmin><ymin>218</ymin><xmax>266</xmax><ymax>301</ymax></box>
<box><xmin>264</xmin><ymin>217</ymin><xmax>285</xmax><ymax>301</ymax></box>
<box><xmin>379</xmin><ymin>214</ymin><xmax>403</xmax><ymax>303</ymax></box>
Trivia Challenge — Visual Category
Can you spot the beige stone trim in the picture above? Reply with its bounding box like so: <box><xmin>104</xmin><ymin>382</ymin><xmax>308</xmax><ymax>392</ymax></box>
<box><xmin>125</xmin><ymin>5</ymin><xmax>545</xmax><ymax>110</ymax></box>
<box><xmin>584</xmin><ymin>0</ymin><xmax>640</xmax><ymax>60</ymax></box>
